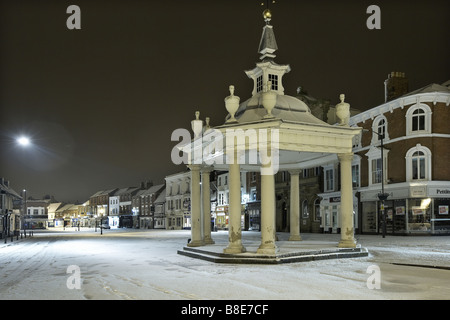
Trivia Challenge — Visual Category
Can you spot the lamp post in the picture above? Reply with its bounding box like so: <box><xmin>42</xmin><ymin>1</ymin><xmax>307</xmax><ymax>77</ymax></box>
<box><xmin>17</xmin><ymin>136</ymin><xmax>31</xmax><ymax>238</ymax></box>
<box><xmin>22</xmin><ymin>189</ymin><xmax>27</xmax><ymax>238</ymax></box>
<box><xmin>364</xmin><ymin>129</ymin><xmax>389</xmax><ymax>238</ymax></box>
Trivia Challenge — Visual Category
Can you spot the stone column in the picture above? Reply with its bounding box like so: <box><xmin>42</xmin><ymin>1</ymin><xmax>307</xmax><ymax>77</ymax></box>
<box><xmin>187</xmin><ymin>164</ymin><xmax>204</xmax><ymax>247</ymax></box>
<box><xmin>338</xmin><ymin>153</ymin><xmax>357</xmax><ymax>248</ymax></box>
<box><xmin>201</xmin><ymin>167</ymin><xmax>215</xmax><ymax>244</ymax></box>
<box><xmin>224</xmin><ymin>157</ymin><xmax>245</xmax><ymax>253</ymax></box>
<box><xmin>257</xmin><ymin>162</ymin><xmax>277</xmax><ymax>254</ymax></box>
<box><xmin>288</xmin><ymin>170</ymin><xmax>302</xmax><ymax>241</ymax></box>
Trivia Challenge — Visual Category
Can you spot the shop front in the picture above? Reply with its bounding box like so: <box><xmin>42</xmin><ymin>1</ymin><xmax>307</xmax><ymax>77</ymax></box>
<box><xmin>119</xmin><ymin>215</ymin><xmax>133</xmax><ymax>228</ymax></box>
<box><xmin>246</xmin><ymin>201</ymin><xmax>260</xmax><ymax>231</ymax></box>
<box><xmin>183</xmin><ymin>212</ymin><xmax>191</xmax><ymax>229</ymax></box>
<box><xmin>318</xmin><ymin>192</ymin><xmax>358</xmax><ymax>234</ymax></box>
<box><xmin>108</xmin><ymin>216</ymin><xmax>119</xmax><ymax>229</ymax></box>
<box><xmin>140</xmin><ymin>216</ymin><xmax>153</xmax><ymax>229</ymax></box>
<box><xmin>360</xmin><ymin>183</ymin><xmax>450</xmax><ymax>235</ymax></box>
<box><xmin>215</xmin><ymin>205</ymin><xmax>228</xmax><ymax>230</ymax></box>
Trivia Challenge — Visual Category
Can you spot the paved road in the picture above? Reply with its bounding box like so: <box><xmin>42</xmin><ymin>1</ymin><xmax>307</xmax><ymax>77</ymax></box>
<box><xmin>0</xmin><ymin>229</ymin><xmax>449</xmax><ymax>300</ymax></box>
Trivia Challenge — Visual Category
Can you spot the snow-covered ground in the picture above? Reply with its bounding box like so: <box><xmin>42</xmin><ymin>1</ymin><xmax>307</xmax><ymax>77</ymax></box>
<box><xmin>0</xmin><ymin>228</ymin><xmax>449</xmax><ymax>300</ymax></box>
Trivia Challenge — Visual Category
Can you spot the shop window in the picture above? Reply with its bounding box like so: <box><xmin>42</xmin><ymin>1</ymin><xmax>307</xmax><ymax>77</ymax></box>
<box><xmin>405</xmin><ymin>144</ymin><xmax>432</xmax><ymax>182</ymax></box>
<box><xmin>406</xmin><ymin>103</ymin><xmax>432</xmax><ymax>135</ymax></box>
<box><xmin>434</xmin><ymin>198</ymin><xmax>450</xmax><ymax>233</ymax></box>
<box><xmin>408</xmin><ymin>198</ymin><xmax>431</xmax><ymax>232</ymax></box>
<box><xmin>332</xmin><ymin>205</ymin><xmax>338</xmax><ymax>228</ymax></box>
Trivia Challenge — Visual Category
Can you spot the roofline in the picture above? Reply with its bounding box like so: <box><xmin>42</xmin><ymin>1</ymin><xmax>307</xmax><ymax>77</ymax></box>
<box><xmin>349</xmin><ymin>91</ymin><xmax>450</xmax><ymax>126</ymax></box>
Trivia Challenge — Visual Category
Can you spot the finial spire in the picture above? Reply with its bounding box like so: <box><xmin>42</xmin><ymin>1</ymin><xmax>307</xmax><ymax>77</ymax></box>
<box><xmin>258</xmin><ymin>0</ymin><xmax>278</xmax><ymax>60</ymax></box>
<box><xmin>261</xmin><ymin>0</ymin><xmax>275</xmax><ymax>24</ymax></box>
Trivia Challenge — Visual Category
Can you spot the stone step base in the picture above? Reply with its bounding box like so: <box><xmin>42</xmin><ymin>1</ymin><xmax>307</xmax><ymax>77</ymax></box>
<box><xmin>177</xmin><ymin>246</ymin><xmax>369</xmax><ymax>264</ymax></box>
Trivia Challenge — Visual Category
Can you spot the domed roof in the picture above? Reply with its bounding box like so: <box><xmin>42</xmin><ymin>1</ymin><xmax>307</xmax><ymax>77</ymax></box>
<box><xmin>226</xmin><ymin>93</ymin><xmax>328</xmax><ymax>125</ymax></box>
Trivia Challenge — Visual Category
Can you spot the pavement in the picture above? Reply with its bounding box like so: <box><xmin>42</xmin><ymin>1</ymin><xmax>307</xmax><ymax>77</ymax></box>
<box><xmin>1</xmin><ymin>228</ymin><xmax>449</xmax><ymax>301</ymax></box>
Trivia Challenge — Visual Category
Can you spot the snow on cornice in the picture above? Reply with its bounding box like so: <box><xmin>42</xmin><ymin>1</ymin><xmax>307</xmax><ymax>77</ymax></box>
<box><xmin>349</xmin><ymin>90</ymin><xmax>450</xmax><ymax>126</ymax></box>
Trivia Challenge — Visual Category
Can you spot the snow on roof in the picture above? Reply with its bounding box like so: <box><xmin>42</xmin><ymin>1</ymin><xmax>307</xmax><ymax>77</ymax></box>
<box><xmin>154</xmin><ymin>189</ymin><xmax>166</xmax><ymax>203</ymax></box>
<box><xmin>47</xmin><ymin>202</ymin><xmax>63</xmax><ymax>212</ymax></box>
<box><xmin>402</xmin><ymin>82</ymin><xmax>450</xmax><ymax>97</ymax></box>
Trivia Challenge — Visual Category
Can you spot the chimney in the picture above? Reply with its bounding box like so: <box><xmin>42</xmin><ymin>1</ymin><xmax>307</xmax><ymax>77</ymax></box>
<box><xmin>384</xmin><ymin>72</ymin><xmax>408</xmax><ymax>103</ymax></box>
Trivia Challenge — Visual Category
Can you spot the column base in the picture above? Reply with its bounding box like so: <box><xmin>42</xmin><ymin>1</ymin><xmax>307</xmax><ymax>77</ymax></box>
<box><xmin>338</xmin><ymin>239</ymin><xmax>357</xmax><ymax>248</ymax></box>
<box><xmin>288</xmin><ymin>235</ymin><xmax>302</xmax><ymax>241</ymax></box>
<box><xmin>256</xmin><ymin>244</ymin><xmax>277</xmax><ymax>255</ymax></box>
<box><xmin>223</xmin><ymin>243</ymin><xmax>246</xmax><ymax>254</ymax></box>
<box><xmin>203</xmin><ymin>237</ymin><xmax>215</xmax><ymax>245</ymax></box>
<box><xmin>187</xmin><ymin>240</ymin><xmax>204</xmax><ymax>247</ymax></box>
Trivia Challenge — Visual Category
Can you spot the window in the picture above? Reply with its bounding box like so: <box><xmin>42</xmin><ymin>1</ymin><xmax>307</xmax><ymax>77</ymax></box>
<box><xmin>371</xmin><ymin>158</ymin><xmax>382</xmax><ymax>184</ymax></box>
<box><xmin>406</xmin><ymin>144</ymin><xmax>432</xmax><ymax>182</ymax></box>
<box><xmin>352</xmin><ymin>164</ymin><xmax>360</xmax><ymax>188</ymax></box>
<box><xmin>412</xmin><ymin>151</ymin><xmax>426</xmax><ymax>180</ymax></box>
<box><xmin>406</xmin><ymin>104</ymin><xmax>432</xmax><ymax>135</ymax></box>
<box><xmin>412</xmin><ymin>109</ymin><xmax>425</xmax><ymax>131</ymax></box>
<box><xmin>302</xmin><ymin>200</ymin><xmax>309</xmax><ymax>218</ymax></box>
<box><xmin>268</xmin><ymin>74</ymin><xmax>278</xmax><ymax>91</ymax></box>
<box><xmin>371</xmin><ymin>115</ymin><xmax>389</xmax><ymax>145</ymax></box>
<box><xmin>365</xmin><ymin>146</ymin><xmax>389</xmax><ymax>185</ymax></box>
<box><xmin>256</xmin><ymin>75</ymin><xmax>263</xmax><ymax>93</ymax></box>
<box><xmin>314</xmin><ymin>199</ymin><xmax>321</xmax><ymax>222</ymax></box>
<box><xmin>324</xmin><ymin>167</ymin><xmax>334</xmax><ymax>192</ymax></box>
<box><xmin>377</xmin><ymin>119</ymin><xmax>386</xmax><ymax>140</ymax></box>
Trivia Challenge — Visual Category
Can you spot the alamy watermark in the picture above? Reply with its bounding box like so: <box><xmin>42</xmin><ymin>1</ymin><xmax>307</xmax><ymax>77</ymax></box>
<box><xmin>66</xmin><ymin>265</ymin><xmax>81</xmax><ymax>290</ymax></box>
<box><xmin>366</xmin><ymin>265</ymin><xmax>381</xmax><ymax>289</ymax></box>
<box><xmin>171</xmin><ymin>128</ymin><xmax>280</xmax><ymax>175</ymax></box>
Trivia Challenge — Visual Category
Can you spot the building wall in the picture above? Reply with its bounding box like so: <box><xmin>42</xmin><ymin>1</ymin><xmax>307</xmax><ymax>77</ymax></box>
<box><xmin>356</xmin><ymin>100</ymin><xmax>450</xmax><ymax>186</ymax></box>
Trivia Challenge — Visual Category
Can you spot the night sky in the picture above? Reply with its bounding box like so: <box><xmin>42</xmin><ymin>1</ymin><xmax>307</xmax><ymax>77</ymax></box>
<box><xmin>0</xmin><ymin>0</ymin><xmax>448</xmax><ymax>203</ymax></box>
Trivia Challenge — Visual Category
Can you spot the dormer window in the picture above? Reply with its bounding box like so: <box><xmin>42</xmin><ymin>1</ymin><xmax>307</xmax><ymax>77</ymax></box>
<box><xmin>257</xmin><ymin>75</ymin><xmax>263</xmax><ymax>93</ymax></box>
<box><xmin>268</xmin><ymin>74</ymin><xmax>278</xmax><ymax>90</ymax></box>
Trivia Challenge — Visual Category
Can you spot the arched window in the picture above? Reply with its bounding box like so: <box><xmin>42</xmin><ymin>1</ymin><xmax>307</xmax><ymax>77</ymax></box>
<box><xmin>405</xmin><ymin>144</ymin><xmax>432</xmax><ymax>181</ymax></box>
<box><xmin>412</xmin><ymin>109</ymin><xmax>425</xmax><ymax>131</ymax></box>
<box><xmin>406</xmin><ymin>104</ymin><xmax>432</xmax><ymax>135</ymax></box>
<box><xmin>412</xmin><ymin>151</ymin><xmax>426</xmax><ymax>180</ymax></box>
<box><xmin>371</xmin><ymin>115</ymin><xmax>389</xmax><ymax>144</ymax></box>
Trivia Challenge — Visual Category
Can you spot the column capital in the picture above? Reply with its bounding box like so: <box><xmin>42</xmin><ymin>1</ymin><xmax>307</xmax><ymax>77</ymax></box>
<box><xmin>338</xmin><ymin>152</ymin><xmax>354</xmax><ymax>162</ymax></box>
<box><xmin>201</xmin><ymin>165</ymin><xmax>214</xmax><ymax>174</ymax></box>
<box><xmin>187</xmin><ymin>164</ymin><xmax>202</xmax><ymax>171</ymax></box>
<box><xmin>288</xmin><ymin>169</ymin><xmax>301</xmax><ymax>175</ymax></box>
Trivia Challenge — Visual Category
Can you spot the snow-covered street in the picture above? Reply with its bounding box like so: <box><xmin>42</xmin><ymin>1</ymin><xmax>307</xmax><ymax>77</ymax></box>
<box><xmin>0</xmin><ymin>229</ymin><xmax>449</xmax><ymax>300</ymax></box>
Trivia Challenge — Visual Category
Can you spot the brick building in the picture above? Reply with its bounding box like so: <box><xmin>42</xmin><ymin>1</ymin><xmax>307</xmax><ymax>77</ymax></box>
<box><xmin>347</xmin><ymin>75</ymin><xmax>450</xmax><ymax>235</ymax></box>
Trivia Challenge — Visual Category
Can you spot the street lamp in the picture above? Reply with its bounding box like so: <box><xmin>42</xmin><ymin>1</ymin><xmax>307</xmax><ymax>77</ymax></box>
<box><xmin>364</xmin><ymin>129</ymin><xmax>389</xmax><ymax>238</ymax></box>
<box><xmin>17</xmin><ymin>136</ymin><xmax>31</xmax><ymax>147</ymax></box>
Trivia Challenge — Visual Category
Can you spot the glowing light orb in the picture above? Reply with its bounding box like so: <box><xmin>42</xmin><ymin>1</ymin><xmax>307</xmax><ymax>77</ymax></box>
<box><xmin>17</xmin><ymin>136</ymin><xmax>30</xmax><ymax>146</ymax></box>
